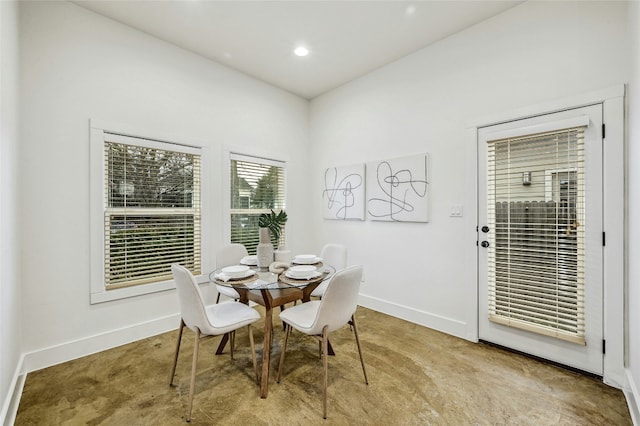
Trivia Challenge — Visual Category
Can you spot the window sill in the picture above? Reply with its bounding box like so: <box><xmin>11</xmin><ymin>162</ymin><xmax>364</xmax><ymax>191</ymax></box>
<box><xmin>90</xmin><ymin>275</ymin><xmax>208</xmax><ymax>304</ymax></box>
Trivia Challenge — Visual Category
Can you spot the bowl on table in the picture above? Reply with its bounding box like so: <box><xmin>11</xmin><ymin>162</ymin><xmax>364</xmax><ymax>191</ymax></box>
<box><xmin>293</xmin><ymin>254</ymin><xmax>320</xmax><ymax>265</ymax></box>
<box><xmin>221</xmin><ymin>265</ymin><xmax>251</xmax><ymax>278</ymax></box>
<box><xmin>286</xmin><ymin>265</ymin><xmax>317</xmax><ymax>279</ymax></box>
<box><xmin>240</xmin><ymin>255</ymin><xmax>258</xmax><ymax>266</ymax></box>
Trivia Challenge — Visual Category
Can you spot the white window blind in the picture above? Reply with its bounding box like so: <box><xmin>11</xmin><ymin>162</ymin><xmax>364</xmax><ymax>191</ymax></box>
<box><xmin>104</xmin><ymin>134</ymin><xmax>201</xmax><ymax>289</ymax></box>
<box><xmin>229</xmin><ymin>153</ymin><xmax>286</xmax><ymax>254</ymax></box>
<box><xmin>486</xmin><ymin>126</ymin><xmax>586</xmax><ymax>345</ymax></box>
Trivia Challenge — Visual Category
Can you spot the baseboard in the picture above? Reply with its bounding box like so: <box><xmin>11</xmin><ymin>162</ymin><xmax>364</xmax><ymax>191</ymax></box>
<box><xmin>625</xmin><ymin>369</ymin><xmax>640</xmax><ymax>426</ymax></box>
<box><xmin>1</xmin><ymin>353</ymin><xmax>25</xmax><ymax>426</ymax></box>
<box><xmin>358</xmin><ymin>294</ymin><xmax>469</xmax><ymax>340</ymax></box>
<box><xmin>22</xmin><ymin>313</ymin><xmax>181</xmax><ymax>374</ymax></box>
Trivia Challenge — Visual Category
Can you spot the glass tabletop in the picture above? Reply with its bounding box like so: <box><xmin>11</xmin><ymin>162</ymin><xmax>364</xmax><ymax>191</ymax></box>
<box><xmin>208</xmin><ymin>263</ymin><xmax>335</xmax><ymax>291</ymax></box>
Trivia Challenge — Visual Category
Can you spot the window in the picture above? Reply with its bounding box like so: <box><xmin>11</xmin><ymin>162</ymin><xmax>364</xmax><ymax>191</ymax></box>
<box><xmin>91</xmin><ymin>120</ymin><xmax>207</xmax><ymax>303</ymax></box>
<box><xmin>229</xmin><ymin>153</ymin><xmax>286</xmax><ymax>253</ymax></box>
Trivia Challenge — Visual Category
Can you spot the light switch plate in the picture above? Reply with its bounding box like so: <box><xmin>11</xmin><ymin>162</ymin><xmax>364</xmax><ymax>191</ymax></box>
<box><xmin>449</xmin><ymin>205</ymin><xmax>463</xmax><ymax>217</ymax></box>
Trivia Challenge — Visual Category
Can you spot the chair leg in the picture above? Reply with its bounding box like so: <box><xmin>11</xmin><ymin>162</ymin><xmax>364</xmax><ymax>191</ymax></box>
<box><xmin>215</xmin><ymin>292</ymin><xmax>221</xmax><ymax>304</ymax></box>
<box><xmin>230</xmin><ymin>331</ymin><xmax>235</xmax><ymax>360</ymax></box>
<box><xmin>351</xmin><ymin>315</ymin><xmax>369</xmax><ymax>385</ymax></box>
<box><xmin>276</xmin><ymin>323</ymin><xmax>291</xmax><ymax>383</ymax></box>
<box><xmin>280</xmin><ymin>305</ymin><xmax>287</xmax><ymax>331</ymax></box>
<box><xmin>186</xmin><ymin>329</ymin><xmax>201</xmax><ymax>422</ymax></box>
<box><xmin>248</xmin><ymin>325</ymin><xmax>258</xmax><ymax>384</ymax></box>
<box><xmin>169</xmin><ymin>319</ymin><xmax>185</xmax><ymax>386</ymax></box>
<box><xmin>322</xmin><ymin>325</ymin><xmax>329</xmax><ymax>420</ymax></box>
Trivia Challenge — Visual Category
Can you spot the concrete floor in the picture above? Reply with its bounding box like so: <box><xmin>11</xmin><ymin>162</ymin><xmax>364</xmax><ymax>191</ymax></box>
<box><xmin>16</xmin><ymin>307</ymin><xmax>631</xmax><ymax>425</ymax></box>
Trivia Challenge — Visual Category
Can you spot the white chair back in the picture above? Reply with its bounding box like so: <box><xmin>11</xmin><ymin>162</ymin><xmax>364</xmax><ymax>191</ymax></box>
<box><xmin>171</xmin><ymin>264</ymin><xmax>210</xmax><ymax>333</ymax></box>
<box><xmin>310</xmin><ymin>244</ymin><xmax>348</xmax><ymax>298</ymax></box>
<box><xmin>216</xmin><ymin>243</ymin><xmax>248</xmax><ymax>268</ymax></box>
<box><xmin>312</xmin><ymin>265</ymin><xmax>362</xmax><ymax>334</ymax></box>
<box><xmin>320</xmin><ymin>243</ymin><xmax>347</xmax><ymax>271</ymax></box>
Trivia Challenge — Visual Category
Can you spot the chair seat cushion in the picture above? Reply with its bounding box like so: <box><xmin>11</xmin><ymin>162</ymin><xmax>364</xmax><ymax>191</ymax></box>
<box><xmin>216</xmin><ymin>284</ymin><xmax>240</xmax><ymax>299</ymax></box>
<box><xmin>200</xmin><ymin>301</ymin><xmax>260</xmax><ymax>336</ymax></box>
<box><xmin>279</xmin><ymin>300</ymin><xmax>322</xmax><ymax>335</ymax></box>
<box><xmin>310</xmin><ymin>280</ymin><xmax>328</xmax><ymax>298</ymax></box>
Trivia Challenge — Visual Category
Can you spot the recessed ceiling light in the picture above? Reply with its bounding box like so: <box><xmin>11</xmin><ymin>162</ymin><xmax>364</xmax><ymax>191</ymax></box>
<box><xmin>294</xmin><ymin>46</ymin><xmax>309</xmax><ymax>57</ymax></box>
<box><xmin>405</xmin><ymin>4</ymin><xmax>417</xmax><ymax>16</ymax></box>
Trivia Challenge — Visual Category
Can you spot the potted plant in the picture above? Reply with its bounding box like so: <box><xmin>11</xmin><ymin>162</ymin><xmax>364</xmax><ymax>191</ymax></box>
<box><xmin>258</xmin><ymin>209</ymin><xmax>288</xmax><ymax>246</ymax></box>
<box><xmin>257</xmin><ymin>209</ymin><xmax>287</xmax><ymax>267</ymax></box>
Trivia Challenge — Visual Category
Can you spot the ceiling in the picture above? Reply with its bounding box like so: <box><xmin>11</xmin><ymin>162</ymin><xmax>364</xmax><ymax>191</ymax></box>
<box><xmin>75</xmin><ymin>1</ymin><xmax>523</xmax><ymax>99</ymax></box>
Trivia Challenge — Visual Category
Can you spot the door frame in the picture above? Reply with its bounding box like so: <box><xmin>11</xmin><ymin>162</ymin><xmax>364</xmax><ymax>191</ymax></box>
<box><xmin>467</xmin><ymin>85</ymin><xmax>625</xmax><ymax>387</ymax></box>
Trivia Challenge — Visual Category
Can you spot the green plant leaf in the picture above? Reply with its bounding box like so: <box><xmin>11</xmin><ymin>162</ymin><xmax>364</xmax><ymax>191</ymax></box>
<box><xmin>258</xmin><ymin>209</ymin><xmax>287</xmax><ymax>243</ymax></box>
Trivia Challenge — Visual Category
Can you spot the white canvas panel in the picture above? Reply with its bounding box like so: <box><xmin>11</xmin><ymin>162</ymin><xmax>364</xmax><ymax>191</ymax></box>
<box><xmin>322</xmin><ymin>163</ymin><xmax>365</xmax><ymax>220</ymax></box>
<box><xmin>366</xmin><ymin>154</ymin><xmax>429</xmax><ymax>222</ymax></box>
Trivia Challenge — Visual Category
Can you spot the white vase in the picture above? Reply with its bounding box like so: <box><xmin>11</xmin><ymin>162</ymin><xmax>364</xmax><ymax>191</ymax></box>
<box><xmin>274</xmin><ymin>248</ymin><xmax>292</xmax><ymax>263</ymax></box>
<box><xmin>257</xmin><ymin>228</ymin><xmax>274</xmax><ymax>268</ymax></box>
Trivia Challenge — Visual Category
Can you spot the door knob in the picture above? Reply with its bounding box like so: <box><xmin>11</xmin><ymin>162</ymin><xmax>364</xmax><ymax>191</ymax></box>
<box><xmin>481</xmin><ymin>226</ymin><xmax>490</xmax><ymax>233</ymax></box>
<box><xmin>481</xmin><ymin>241</ymin><xmax>490</xmax><ymax>248</ymax></box>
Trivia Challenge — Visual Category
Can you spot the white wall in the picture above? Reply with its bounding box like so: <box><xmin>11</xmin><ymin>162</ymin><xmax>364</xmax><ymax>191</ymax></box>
<box><xmin>12</xmin><ymin>0</ymin><xmax>638</xmax><ymax>419</ymax></box>
<box><xmin>626</xmin><ymin>1</ymin><xmax>640</xmax><ymax>422</ymax></box>
<box><xmin>19</xmin><ymin>1</ymin><xmax>311</xmax><ymax>370</ymax></box>
<box><xmin>310</xmin><ymin>0</ymin><xmax>628</xmax><ymax>372</ymax></box>
<box><xmin>0</xmin><ymin>0</ymin><xmax>22</xmax><ymax>422</ymax></box>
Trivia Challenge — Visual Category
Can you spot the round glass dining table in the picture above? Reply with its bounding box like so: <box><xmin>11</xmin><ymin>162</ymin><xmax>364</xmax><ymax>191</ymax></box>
<box><xmin>209</xmin><ymin>263</ymin><xmax>335</xmax><ymax>398</ymax></box>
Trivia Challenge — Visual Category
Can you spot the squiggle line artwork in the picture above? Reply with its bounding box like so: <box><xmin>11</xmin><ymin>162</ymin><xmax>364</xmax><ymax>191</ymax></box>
<box><xmin>367</xmin><ymin>154</ymin><xmax>429</xmax><ymax>222</ymax></box>
<box><xmin>322</xmin><ymin>164</ymin><xmax>365</xmax><ymax>220</ymax></box>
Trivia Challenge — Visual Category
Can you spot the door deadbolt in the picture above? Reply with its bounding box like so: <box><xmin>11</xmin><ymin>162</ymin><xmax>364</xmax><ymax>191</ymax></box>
<box><xmin>481</xmin><ymin>241</ymin><xmax>490</xmax><ymax>248</ymax></box>
<box><xmin>481</xmin><ymin>226</ymin><xmax>490</xmax><ymax>233</ymax></box>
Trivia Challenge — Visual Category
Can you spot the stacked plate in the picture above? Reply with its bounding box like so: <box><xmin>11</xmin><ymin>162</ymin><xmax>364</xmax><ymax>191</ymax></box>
<box><xmin>292</xmin><ymin>254</ymin><xmax>322</xmax><ymax>265</ymax></box>
<box><xmin>221</xmin><ymin>265</ymin><xmax>254</xmax><ymax>279</ymax></box>
<box><xmin>240</xmin><ymin>255</ymin><xmax>258</xmax><ymax>266</ymax></box>
<box><xmin>285</xmin><ymin>265</ymin><xmax>318</xmax><ymax>279</ymax></box>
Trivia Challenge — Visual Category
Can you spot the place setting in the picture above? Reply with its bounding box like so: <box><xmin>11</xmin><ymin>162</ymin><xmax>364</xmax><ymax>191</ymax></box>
<box><xmin>285</xmin><ymin>265</ymin><xmax>322</xmax><ymax>279</ymax></box>
<box><xmin>290</xmin><ymin>253</ymin><xmax>323</xmax><ymax>266</ymax></box>
<box><xmin>278</xmin><ymin>254</ymin><xmax>328</xmax><ymax>286</ymax></box>
<box><xmin>213</xmin><ymin>264</ymin><xmax>257</xmax><ymax>284</ymax></box>
<box><xmin>240</xmin><ymin>255</ymin><xmax>258</xmax><ymax>266</ymax></box>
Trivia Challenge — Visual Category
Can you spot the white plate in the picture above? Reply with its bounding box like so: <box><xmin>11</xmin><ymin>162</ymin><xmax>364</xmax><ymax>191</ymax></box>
<box><xmin>287</xmin><ymin>265</ymin><xmax>316</xmax><ymax>278</ymax></box>
<box><xmin>229</xmin><ymin>269</ymin><xmax>255</xmax><ymax>280</ymax></box>
<box><xmin>293</xmin><ymin>255</ymin><xmax>322</xmax><ymax>265</ymax></box>
<box><xmin>285</xmin><ymin>270</ymin><xmax>321</xmax><ymax>280</ymax></box>
<box><xmin>214</xmin><ymin>269</ymin><xmax>255</xmax><ymax>282</ymax></box>
<box><xmin>240</xmin><ymin>255</ymin><xmax>258</xmax><ymax>266</ymax></box>
<box><xmin>222</xmin><ymin>265</ymin><xmax>250</xmax><ymax>278</ymax></box>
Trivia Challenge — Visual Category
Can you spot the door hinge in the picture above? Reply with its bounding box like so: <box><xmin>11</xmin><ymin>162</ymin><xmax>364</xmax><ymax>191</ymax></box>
<box><xmin>603</xmin><ymin>339</ymin><xmax>606</xmax><ymax>354</ymax></box>
<box><xmin>602</xmin><ymin>123</ymin><xmax>606</xmax><ymax>139</ymax></box>
<box><xmin>603</xmin><ymin>232</ymin><xmax>606</xmax><ymax>246</ymax></box>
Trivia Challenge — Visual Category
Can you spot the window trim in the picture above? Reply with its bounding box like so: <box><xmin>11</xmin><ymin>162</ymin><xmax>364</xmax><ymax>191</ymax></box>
<box><xmin>90</xmin><ymin>119</ymin><xmax>211</xmax><ymax>304</ymax></box>
<box><xmin>222</xmin><ymin>146</ymin><xmax>288</xmax><ymax>247</ymax></box>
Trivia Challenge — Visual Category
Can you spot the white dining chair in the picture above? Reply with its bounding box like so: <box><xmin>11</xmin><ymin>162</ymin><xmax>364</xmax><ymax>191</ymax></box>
<box><xmin>310</xmin><ymin>243</ymin><xmax>347</xmax><ymax>298</ymax></box>
<box><xmin>169</xmin><ymin>264</ymin><xmax>260</xmax><ymax>422</ymax></box>
<box><xmin>277</xmin><ymin>265</ymin><xmax>368</xmax><ymax>419</ymax></box>
<box><xmin>215</xmin><ymin>243</ymin><xmax>248</xmax><ymax>303</ymax></box>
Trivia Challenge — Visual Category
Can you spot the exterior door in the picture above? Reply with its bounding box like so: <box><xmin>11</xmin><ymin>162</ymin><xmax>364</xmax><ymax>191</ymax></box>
<box><xmin>478</xmin><ymin>104</ymin><xmax>603</xmax><ymax>375</ymax></box>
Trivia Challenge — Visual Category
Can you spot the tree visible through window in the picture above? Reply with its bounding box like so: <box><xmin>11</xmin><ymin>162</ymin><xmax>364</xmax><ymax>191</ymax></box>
<box><xmin>104</xmin><ymin>137</ymin><xmax>201</xmax><ymax>288</ymax></box>
<box><xmin>230</xmin><ymin>154</ymin><xmax>286</xmax><ymax>254</ymax></box>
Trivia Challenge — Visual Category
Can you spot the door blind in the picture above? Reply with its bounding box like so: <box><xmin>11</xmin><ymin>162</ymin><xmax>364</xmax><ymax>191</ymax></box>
<box><xmin>486</xmin><ymin>126</ymin><xmax>586</xmax><ymax>345</ymax></box>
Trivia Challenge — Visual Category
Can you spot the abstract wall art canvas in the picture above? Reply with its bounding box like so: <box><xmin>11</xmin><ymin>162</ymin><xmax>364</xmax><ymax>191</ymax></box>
<box><xmin>322</xmin><ymin>163</ymin><xmax>366</xmax><ymax>220</ymax></box>
<box><xmin>366</xmin><ymin>153</ymin><xmax>429</xmax><ymax>222</ymax></box>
